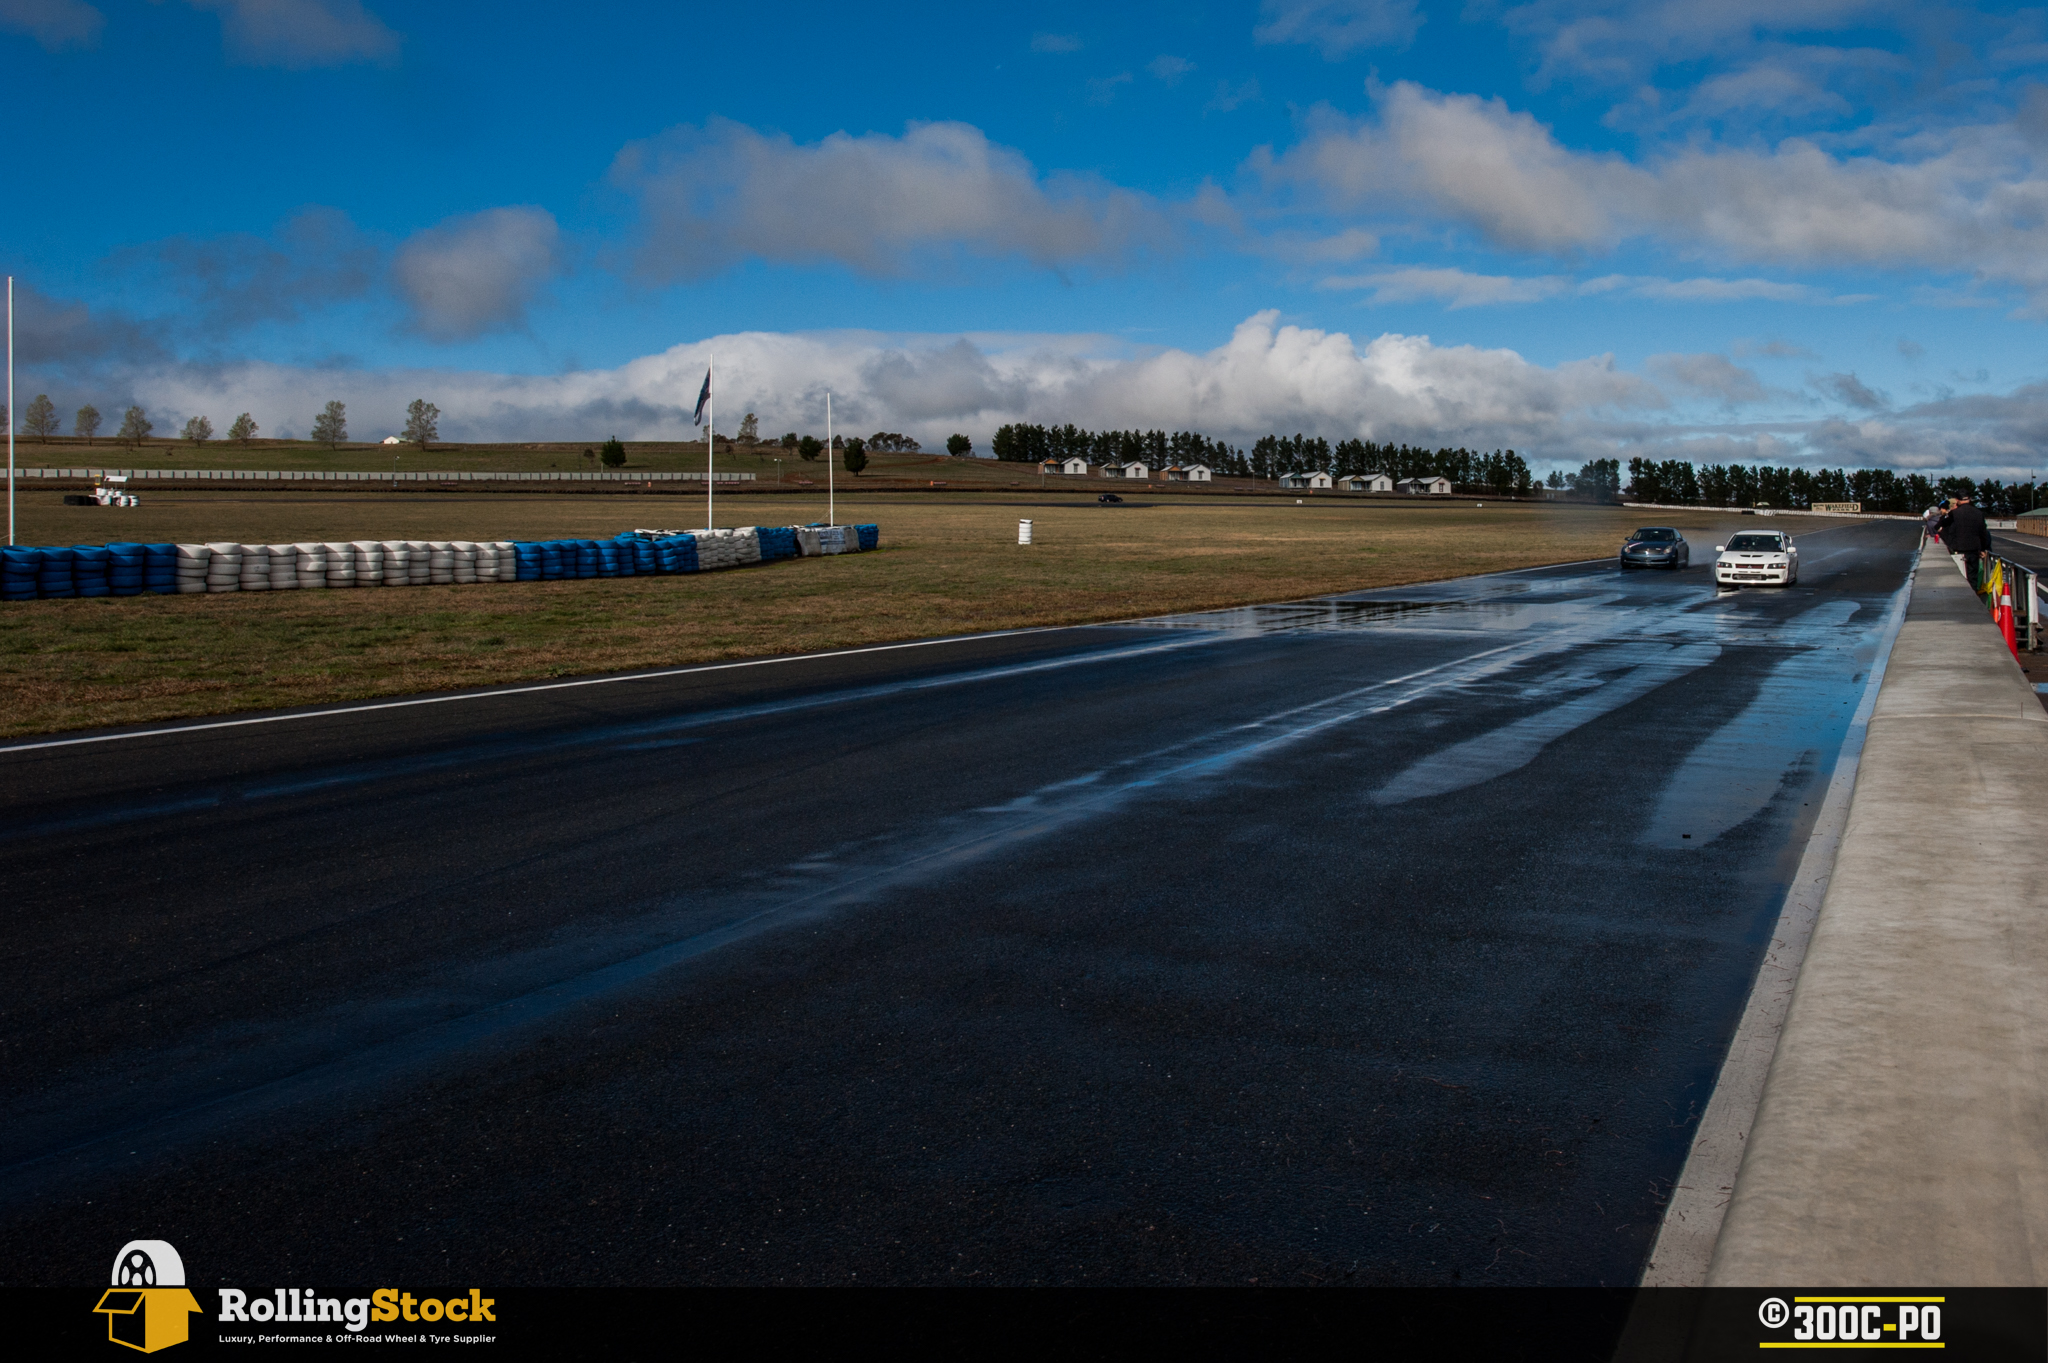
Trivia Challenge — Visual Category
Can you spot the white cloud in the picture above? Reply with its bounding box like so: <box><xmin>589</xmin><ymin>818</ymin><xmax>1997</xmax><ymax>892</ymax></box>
<box><xmin>610</xmin><ymin>119</ymin><xmax>1172</xmax><ymax>280</ymax></box>
<box><xmin>1255</xmin><ymin>80</ymin><xmax>2048</xmax><ymax>303</ymax></box>
<box><xmin>184</xmin><ymin>0</ymin><xmax>398</xmax><ymax>68</ymax></box>
<box><xmin>1500</xmin><ymin>0</ymin><xmax>1897</xmax><ymax>88</ymax></box>
<box><xmin>1254</xmin><ymin>0</ymin><xmax>1424</xmax><ymax>59</ymax></box>
<box><xmin>1811</xmin><ymin>370</ymin><xmax>1890</xmax><ymax>409</ymax></box>
<box><xmin>0</xmin><ymin>0</ymin><xmax>102</xmax><ymax>49</ymax></box>
<box><xmin>1208</xmin><ymin>78</ymin><xmax>1263</xmax><ymax>113</ymax></box>
<box><xmin>1320</xmin><ymin>267</ymin><xmax>1572</xmax><ymax>307</ymax></box>
<box><xmin>391</xmin><ymin>207</ymin><xmax>561</xmax><ymax>342</ymax></box>
<box><xmin>1148</xmin><ymin>54</ymin><xmax>1195</xmax><ymax>84</ymax></box>
<box><xmin>1087</xmin><ymin>72</ymin><xmax>1133</xmax><ymax>105</ymax></box>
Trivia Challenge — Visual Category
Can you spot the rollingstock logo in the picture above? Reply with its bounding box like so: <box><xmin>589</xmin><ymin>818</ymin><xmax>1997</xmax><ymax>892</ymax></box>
<box><xmin>1756</xmin><ymin>1295</ymin><xmax>1943</xmax><ymax>1348</ymax></box>
<box><xmin>218</xmin><ymin>1286</ymin><xmax>496</xmax><ymax>1335</ymax></box>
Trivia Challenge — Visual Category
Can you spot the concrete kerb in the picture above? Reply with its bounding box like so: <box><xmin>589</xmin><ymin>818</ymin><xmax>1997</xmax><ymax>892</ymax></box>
<box><xmin>1698</xmin><ymin>551</ymin><xmax>2048</xmax><ymax>1285</ymax></box>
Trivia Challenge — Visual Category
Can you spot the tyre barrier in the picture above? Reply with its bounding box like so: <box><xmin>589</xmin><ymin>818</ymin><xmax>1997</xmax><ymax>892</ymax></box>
<box><xmin>2</xmin><ymin>525</ymin><xmax>877</xmax><ymax>600</ymax></box>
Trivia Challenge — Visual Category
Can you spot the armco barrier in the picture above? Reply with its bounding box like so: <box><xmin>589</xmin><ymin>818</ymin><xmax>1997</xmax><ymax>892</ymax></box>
<box><xmin>1705</xmin><ymin>552</ymin><xmax>2048</xmax><ymax>1285</ymax></box>
<box><xmin>6</xmin><ymin>466</ymin><xmax>756</xmax><ymax>484</ymax></box>
<box><xmin>2</xmin><ymin>525</ymin><xmax>876</xmax><ymax>601</ymax></box>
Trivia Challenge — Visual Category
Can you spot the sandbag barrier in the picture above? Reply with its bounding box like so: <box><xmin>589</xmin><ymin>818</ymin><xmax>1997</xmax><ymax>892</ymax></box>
<box><xmin>1</xmin><ymin>524</ymin><xmax>879</xmax><ymax>601</ymax></box>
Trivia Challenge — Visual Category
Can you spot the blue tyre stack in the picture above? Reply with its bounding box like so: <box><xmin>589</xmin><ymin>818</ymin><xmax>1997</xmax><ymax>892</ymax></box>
<box><xmin>572</xmin><ymin>540</ymin><xmax>600</xmax><ymax>578</ymax></box>
<box><xmin>37</xmin><ymin>547</ymin><xmax>77</xmax><ymax>598</ymax></box>
<box><xmin>856</xmin><ymin>524</ymin><xmax>879</xmax><ymax>551</ymax></box>
<box><xmin>595</xmin><ymin>541</ymin><xmax>622</xmax><ymax>577</ymax></box>
<box><xmin>143</xmin><ymin>543</ymin><xmax>179</xmax><ymax>594</ymax></box>
<box><xmin>2</xmin><ymin>547</ymin><xmax>40</xmax><ymax>601</ymax></box>
<box><xmin>72</xmin><ymin>545</ymin><xmax>114</xmax><ymax>598</ymax></box>
<box><xmin>625</xmin><ymin>536</ymin><xmax>659</xmax><ymax>575</ymax></box>
<box><xmin>107</xmin><ymin>542</ymin><xmax>148</xmax><ymax>596</ymax></box>
<box><xmin>539</xmin><ymin>542</ymin><xmax>566</xmax><ymax>580</ymax></box>
<box><xmin>512</xmin><ymin>542</ymin><xmax>543</xmax><ymax>581</ymax></box>
<box><xmin>755</xmin><ymin>526</ymin><xmax>800</xmax><ymax>561</ymax></box>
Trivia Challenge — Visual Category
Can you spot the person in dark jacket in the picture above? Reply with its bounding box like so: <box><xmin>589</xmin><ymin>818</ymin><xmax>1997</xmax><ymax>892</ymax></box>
<box><xmin>1940</xmin><ymin>493</ymin><xmax>1991</xmax><ymax>586</ymax></box>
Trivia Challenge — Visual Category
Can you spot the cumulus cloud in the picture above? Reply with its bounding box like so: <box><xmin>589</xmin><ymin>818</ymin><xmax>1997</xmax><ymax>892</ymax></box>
<box><xmin>1255</xmin><ymin>80</ymin><xmax>2048</xmax><ymax>303</ymax></box>
<box><xmin>1</xmin><ymin>279</ymin><xmax>169</xmax><ymax>368</ymax></box>
<box><xmin>1647</xmin><ymin>352</ymin><xmax>1767</xmax><ymax>404</ymax></box>
<box><xmin>611</xmin><ymin>118</ymin><xmax>1171</xmax><ymax>280</ymax></box>
<box><xmin>1255</xmin><ymin>0</ymin><xmax>1424</xmax><ymax>59</ymax></box>
<box><xmin>1500</xmin><ymin>0</ymin><xmax>1897</xmax><ymax>89</ymax></box>
<box><xmin>183</xmin><ymin>0</ymin><xmax>399</xmax><ymax>68</ymax></box>
<box><xmin>0</xmin><ymin>0</ymin><xmax>102</xmax><ymax>49</ymax></box>
<box><xmin>1148</xmin><ymin>54</ymin><xmax>1195</xmax><ymax>83</ymax></box>
<box><xmin>115</xmin><ymin>206</ymin><xmax>377</xmax><ymax>333</ymax></box>
<box><xmin>391</xmin><ymin>206</ymin><xmax>562</xmax><ymax>341</ymax></box>
<box><xmin>1813</xmin><ymin>370</ymin><xmax>1890</xmax><ymax>409</ymax></box>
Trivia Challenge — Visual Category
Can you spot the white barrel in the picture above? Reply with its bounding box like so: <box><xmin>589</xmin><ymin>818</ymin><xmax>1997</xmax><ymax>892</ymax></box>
<box><xmin>1019</xmin><ymin>519</ymin><xmax>1034</xmax><ymax>545</ymax></box>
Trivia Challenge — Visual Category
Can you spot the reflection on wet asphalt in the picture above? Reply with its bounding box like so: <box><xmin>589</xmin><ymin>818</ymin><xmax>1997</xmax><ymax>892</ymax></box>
<box><xmin>0</xmin><ymin>518</ymin><xmax>1919</xmax><ymax>1287</ymax></box>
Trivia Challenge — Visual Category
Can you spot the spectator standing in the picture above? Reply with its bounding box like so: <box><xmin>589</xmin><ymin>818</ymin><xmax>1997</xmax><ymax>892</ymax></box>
<box><xmin>1941</xmin><ymin>493</ymin><xmax>1992</xmax><ymax>586</ymax></box>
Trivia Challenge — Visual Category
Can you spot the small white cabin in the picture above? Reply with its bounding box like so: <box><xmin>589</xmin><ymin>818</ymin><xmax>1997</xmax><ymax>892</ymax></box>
<box><xmin>1280</xmin><ymin>470</ymin><xmax>1333</xmax><ymax>490</ymax></box>
<box><xmin>1397</xmin><ymin>476</ymin><xmax>1453</xmax><ymax>496</ymax></box>
<box><xmin>1101</xmin><ymin>461</ymin><xmax>1150</xmax><ymax>479</ymax></box>
<box><xmin>1160</xmin><ymin>463</ymin><xmax>1212</xmax><ymax>483</ymax></box>
<box><xmin>1339</xmin><ymin>473</ymin><xmax>1393</xmax><ymax>493</ymax></box>
<box><xmin>1038</xmin><ymin>456</ymin><xmax>1090</xmax><ymax>475</ymax></box>
<box><xmin>381</xmin><ymin>436</ymin><xmax>402</xmax><ymax>445</ymax></box>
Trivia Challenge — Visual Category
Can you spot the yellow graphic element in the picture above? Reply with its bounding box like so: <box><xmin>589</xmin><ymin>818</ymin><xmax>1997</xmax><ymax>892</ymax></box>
<box><xmin>94</xmin><ymin>1241</ymin><xmax>202</xmax><ymax>1353</ymax></box>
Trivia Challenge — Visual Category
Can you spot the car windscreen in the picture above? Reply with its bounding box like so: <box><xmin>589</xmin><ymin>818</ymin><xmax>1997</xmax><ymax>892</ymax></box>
<box><xmin>1629</xmin><ymin>528</ymin><xmax>1677</xmax><ymax>542</ymax></box>
<box><xmin>1725</xmin><ymin>534</ymin><xmax>1783</xmax><ymax>551</ymax></box>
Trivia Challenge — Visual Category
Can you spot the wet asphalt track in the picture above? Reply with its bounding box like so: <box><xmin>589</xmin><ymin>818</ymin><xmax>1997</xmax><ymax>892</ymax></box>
<box><xmin>0</xmin><ymin>516</ymin><xmax>1919</xmax><ymax>1287</ymax></box>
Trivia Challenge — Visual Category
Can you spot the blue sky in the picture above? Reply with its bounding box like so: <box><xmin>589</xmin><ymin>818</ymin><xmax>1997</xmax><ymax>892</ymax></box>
<box><xmin>6</xmin><ymin>0</ymin><xmax>2048</xmax><ymax>474</ymax></box>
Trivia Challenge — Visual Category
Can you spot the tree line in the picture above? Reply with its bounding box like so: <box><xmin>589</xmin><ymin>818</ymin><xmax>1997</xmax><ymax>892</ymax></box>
<box><xmin>8</xmin><ymin>395</ymin><xmax>442</xmax><ymax>450</ymax></box>
<box><xmin>1618</xmin><ymin>458</ymin><xmax>2040</xmax><ymax>515</ymax></box>
<box><xmin>987</xmin><ymin>422</ymin><xmax>1537</xmax><ymax>491</ymax></box>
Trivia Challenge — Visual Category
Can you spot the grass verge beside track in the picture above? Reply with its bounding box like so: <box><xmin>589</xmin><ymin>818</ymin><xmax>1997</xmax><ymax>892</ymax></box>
<box><xmin>0</xmin><ymin>492</ymin><xmax>1734</xmax><ymax>738</ymax></box>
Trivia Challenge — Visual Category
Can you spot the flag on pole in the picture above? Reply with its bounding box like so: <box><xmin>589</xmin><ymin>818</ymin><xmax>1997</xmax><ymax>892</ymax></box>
<box><xmin>692</xmin><ymin>369</ymin><xmax>712</xmax><ymax>426</ymax></box>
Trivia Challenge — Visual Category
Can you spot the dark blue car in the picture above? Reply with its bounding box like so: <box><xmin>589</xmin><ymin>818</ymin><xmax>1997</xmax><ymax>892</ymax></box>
<box><xmin>1619</xmin><ymin>526</ymin><xmax>1690</xmax><ymax>569</ymax></box>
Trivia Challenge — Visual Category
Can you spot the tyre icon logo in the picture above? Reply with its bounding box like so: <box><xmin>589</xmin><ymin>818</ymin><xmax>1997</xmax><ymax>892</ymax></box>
<box><xmin>1759</xmin><ymin>1297</ymin><xmax>1791</xmax><ymax>1329</ymax></box>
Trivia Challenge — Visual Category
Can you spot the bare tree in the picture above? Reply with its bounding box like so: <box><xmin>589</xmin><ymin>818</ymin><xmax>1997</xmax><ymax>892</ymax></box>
<box><xmin>22</xmin><ymin>394</ymin><xmax>59</xmax><ymax>438</ymax></box>
<box><xmin>182</xmin><ymin>415</ymin><xmax>214</xmax><ymax>445</ymax></box>
<box><xmin>75</xmin><ymin>404</ymin><xmax>101</xmax><ymax>445</ymax></box>
<box><xmin>311</xmin><ymin>400</ymin><xmax>348</xmax><ymax>447</ymax></box>
<box><xmin>402</xmin><ymin>398</ymin><xmax>439</xmax><ymax>450</ymax></box>
<box><xmin>117</xmin><ymin>406</ymin><xmax>153</xmax><ymax>447</ymax></box>
<box><xmin>227</xmin><ymin>413</ymin><xmax>259</xmax><ymax>445</ymax></box>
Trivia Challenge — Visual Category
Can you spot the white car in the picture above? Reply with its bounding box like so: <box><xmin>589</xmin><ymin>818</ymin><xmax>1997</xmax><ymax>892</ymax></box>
<box><xmin>1714</xmin><ymin>530</ymin><xmax>1799</xmax><ymax>586</ymax></box>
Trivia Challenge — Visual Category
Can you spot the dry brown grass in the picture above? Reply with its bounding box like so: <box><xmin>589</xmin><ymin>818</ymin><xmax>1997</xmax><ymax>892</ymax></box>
<box><xmin>0</xmin><ymin>490</ymin><xmax>1739</xmax><ymax>738</ymax></box>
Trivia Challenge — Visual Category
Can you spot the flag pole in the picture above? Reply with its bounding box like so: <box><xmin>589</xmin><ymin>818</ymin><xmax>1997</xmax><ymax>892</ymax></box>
<box><xmin>7</xmin><ymin>275</ymin><xmax>13</xmax><ymax>547</ymax></box>
<box><xmin>706</xmin><ymin>351</ymin><xmax>715</xmax><ymax>530</ymax></box>
<box><xmin>826</xmin><ymin>391</ymin><xmax>834</xmax><ymax>528</ymax></box>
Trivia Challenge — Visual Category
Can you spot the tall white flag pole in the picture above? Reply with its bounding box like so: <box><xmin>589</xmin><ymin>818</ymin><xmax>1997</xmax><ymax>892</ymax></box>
<box><xmin>705</xmin><ymin>351</ymin><xmax>715</xmax><ymax>531</ymax></box>
<box><xmin>7</xmin><ymin>275</ymin><xmax>14</xmax><ymax>547</ymax></box>
<box><xmin>826</xmin><ymin>391</ymin><xmax>834</xmax><ymax>529</ymax></box>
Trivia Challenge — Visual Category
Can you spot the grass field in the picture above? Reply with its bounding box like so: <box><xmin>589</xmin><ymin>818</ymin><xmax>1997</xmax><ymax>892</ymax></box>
<box><xmin>0</xmin><ymin>491</ymin><xmax>1739</xmax><ymax>738</ymax></box>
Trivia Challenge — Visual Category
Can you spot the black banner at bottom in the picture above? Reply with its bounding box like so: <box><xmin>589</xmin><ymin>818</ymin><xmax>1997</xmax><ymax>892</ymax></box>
<box><xmin>8</xmin><ymin>1286</ymin><xmax>2044</xmax><ymax>1361</ymax></box>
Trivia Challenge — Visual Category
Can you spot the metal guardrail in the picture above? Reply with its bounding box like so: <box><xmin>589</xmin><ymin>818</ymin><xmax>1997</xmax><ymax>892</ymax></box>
<box><xmin>5</xmin><ymin>467</ymin><xmax>755</xmax><ymax>483</ymax></box>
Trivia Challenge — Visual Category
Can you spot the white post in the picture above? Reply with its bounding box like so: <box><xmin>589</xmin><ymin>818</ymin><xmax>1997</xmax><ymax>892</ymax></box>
<box><xmin>706</xmin><ymin>351</ymin><xmax>715</xmax><ymax>530</ymax></box>
<box><xmin>826</xmin><ymin>391</ymin><xmax>834</xmax><ymax>528</ymax></box>
<box><xmin>6</xmin><ymin>275</ymin><xmax>12</xmax><ymax>546</ymax></box>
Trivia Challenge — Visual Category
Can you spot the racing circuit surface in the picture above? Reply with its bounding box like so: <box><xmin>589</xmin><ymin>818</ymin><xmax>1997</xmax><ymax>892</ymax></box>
<box><xmin>0</xmin><ymin>517</ymin><xmax>1919</xmax><ymax>1286</ymax></box>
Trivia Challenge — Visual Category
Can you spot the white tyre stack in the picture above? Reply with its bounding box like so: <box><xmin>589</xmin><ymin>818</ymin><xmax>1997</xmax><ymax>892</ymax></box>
<box><xmin>450</xmin><ymin>541</ymin><xmax>478</xmax><ymax>584</ymax></box>
<box><xmin>427</xmin><ymin>541</ymin><xmax>456</xmax><ymax>585</ymax></box>
<box><xmin>351</xmin><ymin>540</ymin><xmax>385</xmax><ymax>586</ymax></box>
<box><xmin>407</xmin><ymin>541</ymin><xmax>433</xmax><ymax>586</ymax></box>
<box><xmin>205</xmin><ymin>542</ymin><xmax>243</xmax><ymax>592</ymax></box>
<box><xmin>732</xmin><ymin>528</ymin><xmax>763</xmax><ymax>565</ymax></box>
<box><xmin>842</xmin><ymin>525</ymin><xmax>863</xmax><ymax>553</ymax></box>
<box><xmin>237</xmin><ymin>544</ymin><xmax>272</xmax><ymax>591</ymax></box>
<box><xmin>471</xmin><ymin>542</ymin><xmax>498</xmax><ymax>582</ymax></box>
<box><xmin>795</xmin><ymin>527</ymin><xmax>821</xmax><ymax>557</ymax></box>
<box><xmin>175</xmin><ymin>544</ymin><xmax>211</xmax><ymax>594</ymax></box>
<box><xmin>268</xmin><ymin>544</ymin><xmax>299</xmax><ymax>590</ymax></box>
<box><xmin>294</xmin><ymin>543</ymin><xmax>328</xmax><ymax>589</ymax></box>
<box><xmin>323</xmin><ymin>542</ymin><xmax>356</xmax><ymax>588</ymax></box>
<box><xmin>379</xmin><ymin>541</ymin><xmax>410</xmax><ymax>586</ymax></box>
<box><xmin>492</xmin><ymin>541</ymin><xmax>519</xmax><ymax>581</ymax></box>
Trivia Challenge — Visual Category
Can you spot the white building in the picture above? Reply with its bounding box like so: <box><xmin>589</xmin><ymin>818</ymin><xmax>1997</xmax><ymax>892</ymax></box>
<box><xmin>1280</xmin><ymin>470</ymin><xmax>1333</xmax><ymax>490</ymax></box>
<box><xmin>1038</xmin><ymin>456</ymin><xmax>1091</xmax><ymax>475</ymax></box>
<box><xmin>1160</xmin><ymin>463</ymin><xmax>1212</xmax><ymax>482</ymax></box>
<box><xmin>1339</xmin><ymin>473</ymin><xmax>1393</xmax><ymax>493</ymax></box>
<box><xmin>381</xmin><ymin>436</ymin><xmax>401</xmax><ymax>445</ymax></box>
<box><xmin>1101</xmin><ymin>461</ymin><xmax>1150</xmax><ymax>479</ymax></box>
<box><xmin>1397</xmin><ymin>476</ymin><xmax>1453</xmax><ymax>495</ymax></box>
